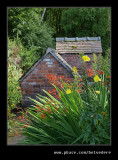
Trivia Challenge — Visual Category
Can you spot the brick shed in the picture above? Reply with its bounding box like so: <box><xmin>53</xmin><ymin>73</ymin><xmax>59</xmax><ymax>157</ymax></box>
<box><xmin>19</xmin><ymin>37</ymin><xmax>102</xmax><ymax>107</ymax></box>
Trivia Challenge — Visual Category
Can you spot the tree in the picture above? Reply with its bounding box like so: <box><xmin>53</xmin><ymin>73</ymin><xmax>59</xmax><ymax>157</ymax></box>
<box><xmin>44</xmin><ymin>8</ymin><xmax>68</xmax><ymax>36</ymax></box>
<box><xmin>8</xmin><ymin>8</ymin><xmax>55</xmax><ymax>55</ymax></box>
<box><xmin>60</xmin><ymin>8</ymin><xmax>111</xmax><ymax>54</ymax></box>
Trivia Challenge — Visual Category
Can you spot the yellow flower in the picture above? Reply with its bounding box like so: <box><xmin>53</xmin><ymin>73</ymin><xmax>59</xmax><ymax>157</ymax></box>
<box><xmin>101</xmin><ymin>112</ymin><xmax>107</xmax><ymax>117</ymax></box>
<box><xmin>71</xmin><ymin>66</ymin><xmax>78</xmax><ymax>73</ymax></box>
<box><xmin>11</xmin><ymin>104</ymin><xmax>15</xmax><ymax>108</ymax></box>
<box><xmin>82</xmin><ymin>55</ymin><xmax>90</xmax><ymax>62</ymax></box>
<box><xmin>95</xmin><ymin>91</ymin><xmax>100</xmax><ymax>94</ymax></box>
<box><xmin>101</xmin><ymin>111</ymin><xmax>105</xmax><ymax>115</ymax></box>
<box><xmin>11</xmin><ymin>121</ymin><xmax>14</xmax><ymax>125</ymax></box>
<box><xmin>66</xmin><ymin>89</ymin><xmax>72</xmax><ymax>94</ymax></box>
<box><xmin>93</xmin><ymin>75</ymin><xmax>101</xmax><ymax>82</ymax></box>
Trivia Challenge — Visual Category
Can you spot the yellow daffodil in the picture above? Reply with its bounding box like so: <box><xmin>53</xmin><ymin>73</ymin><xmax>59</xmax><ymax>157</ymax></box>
<box><xmin>93</xmin><ymin>75</ymin><xmax>101</xmax><ymax>82</ymax></box>
<box><xmin>82</xmin><ymin>55</ymin><xmax>90</xmax><ymax>62</ymax></box>
<box><xmin>95</xmin><ymin>91</ymin><xmax>100</xmax><ymax>94</ymax></box>
<box><xmin>71</xmin><ymin>66</ymin><xmax>78</xmax><ymax>73</ymax></box>
<box><xmin>66</xmin><ymin>89</ymin><xmax>72</xmax><ymax>94</ymax></box>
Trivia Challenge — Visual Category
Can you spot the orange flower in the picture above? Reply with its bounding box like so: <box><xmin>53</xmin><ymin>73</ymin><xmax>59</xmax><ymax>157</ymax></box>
<box><xmin>78</xmin><ymin>89</ymin><xmax>81</xmax><ymax>93</ymax></box>
<box><xmin>86</xmin><ymin>69</ymin><xmax>95</xmax><ymax>77</ymax></box>
<box><xmin>46</xmin><ymin>101</ymin><xmax>50</xmax><ymax>104</ymax></box>
<box><xmin>18</xmin><ymin>116</ymin><xmax>22</xmax><ymax>120</ymax></box>
<box><xmin>52</xmin><ymin>88</ymin><xmax>56</xmax><ymax>92</ymax></box>
<box><xmin>97</xmin><ymin>70</ymin><xmax>104</xmax><ymax>75</ymax></box>
<box><xmin>54</xmin><ymin>107</ymin><xmax>58</xmax><ymax>112</ymax></box>
<box><xmin>60</xmin><ymin>83</ymin><xmax>64</xmax><ymax>88</ymax></box>
<box><xmin>59</xmin><ymin>76</ymin><xmax>64</xmax><ymax>79</ymax></box>
<box><xmin>40</xmin><ymin>114</ymin><xmax>46</xmax><ymax>120</ymax></box>
<box><xmin>57</xmin><ymin>95</ymin><xmax>60</xmax><ymax>99</ymax></box>
<box><xmin>105</xmin><ymin>81</ymin><xmax>109</xmax><ymax>85</ymax></box>
<box><xmin>69</xmin><ymin>85</ymin><xmax>72</xmax><ymax>89</ymax></box>
<box><xmin>107</xmin><ymin>76</ymin><xmax>110</xmax><ymax>79</ymax></box>
<box><xmin>48</xmin><ymin>90</ymin><xmax>52</xmax><ymax>94</ymax></box>
<box><xmin>79</xmin><ymin>77</ymin><xmax>83</xmax><ymax>82</ymax></box>
<box><xmin>78</xmin><ymin>84</ymin><xmax>82</xmax><ymax>87</ymax></box>
<box><xmin>15</xmin><ymin>132</ymin><xmax>18</xmax><ymax>136</ymax></box>
<box><xmin>47</xmin><ymin>108</ymin><xmax>51</xmax><ymax>113</ymax></box>
<box><xmin>52</xmin><ymin>92</ymin><xmax>57</xmax><ymax>96</ymax></box>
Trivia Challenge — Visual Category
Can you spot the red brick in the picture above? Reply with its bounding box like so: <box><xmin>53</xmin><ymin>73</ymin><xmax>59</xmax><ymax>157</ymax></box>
<box><xmin>25</xmin><ymin>91</ymin><xmax>32</xmax><ymax>94</ymax></box>
<box><xmin>31</xmin><ymin>77</ymin><xmax>38</xmax><ymax>79</ymax></box>
<box><xmin>26</xmin><ymin>79</ymin><xmax>34</xmax><ymax>82</ymax></box>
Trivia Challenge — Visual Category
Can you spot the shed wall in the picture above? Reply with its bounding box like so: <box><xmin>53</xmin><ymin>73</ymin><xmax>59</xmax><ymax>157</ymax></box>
<box><xmin>60</xmin><ymin>53</ymin><xmax>100</xmax><ymax>75</ymax></box>
<box><xmin>20</xmin><ymin>53</ymin><xmax>73</xmax><ymax>107</ymax></box>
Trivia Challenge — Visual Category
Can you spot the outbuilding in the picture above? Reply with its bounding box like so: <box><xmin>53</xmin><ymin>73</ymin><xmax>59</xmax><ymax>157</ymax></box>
<box><xmin>19</xmin><ymin>37</ymin><xmax>102</xmax><ymax>107</ymax></box>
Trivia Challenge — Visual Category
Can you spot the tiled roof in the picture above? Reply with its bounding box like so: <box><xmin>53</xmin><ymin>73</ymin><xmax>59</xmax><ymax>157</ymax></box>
<box><xmin>56</xmin><ymin>37</ymin><xmax>102</xmax><ymax>54</ymax></box>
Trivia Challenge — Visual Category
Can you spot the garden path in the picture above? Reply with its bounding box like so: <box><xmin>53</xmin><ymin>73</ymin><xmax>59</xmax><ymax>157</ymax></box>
<box><xmin>8</xmin><ymin>112</ymin><xmax>27</xmax><ymax>145</ymax></box>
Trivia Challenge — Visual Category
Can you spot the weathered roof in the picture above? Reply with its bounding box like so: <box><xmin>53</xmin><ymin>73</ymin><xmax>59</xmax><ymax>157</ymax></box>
<box><xmin>56</xmin><ymin>37</ymin><xmax>102</xmax><ymax>54</ymax></box>
<box><xmin>19</xmin><ymin>48</ymin><xmax>73</xmax><ymax>82</ymax></box>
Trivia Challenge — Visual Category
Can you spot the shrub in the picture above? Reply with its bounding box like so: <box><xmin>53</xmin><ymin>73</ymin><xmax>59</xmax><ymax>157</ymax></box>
<box><xmin>8</xmin><ymin>38</ymin><xmax>23</xmax><ymax>132</ymax></box>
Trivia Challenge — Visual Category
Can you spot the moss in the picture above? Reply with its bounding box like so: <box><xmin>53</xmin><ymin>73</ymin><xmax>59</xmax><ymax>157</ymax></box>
<box><xmin>71</xmin><ymin>46</ymin><xmax>77</xmax><ymax>50</ymax></box>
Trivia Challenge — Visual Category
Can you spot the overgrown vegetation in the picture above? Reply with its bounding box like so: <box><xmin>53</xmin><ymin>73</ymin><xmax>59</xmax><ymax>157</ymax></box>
<box><xmin>8</xmin><ymin>38</ymin><xmax>22</xmax><ymax>132</ymax></box>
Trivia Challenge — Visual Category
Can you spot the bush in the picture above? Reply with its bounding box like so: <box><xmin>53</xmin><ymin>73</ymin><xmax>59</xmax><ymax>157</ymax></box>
<box><xmin>16</xmin><ymin>51</ymin><xmax>110</xmax><ymax>145</ymax></box>
<box><xmin>8</xmin><ymin>38</ymin><xmax>23</xmax><ymax>132</ymax></box>
<box><xmin>8</xmin><ymin>8</ymin><xmax>55</xmax><ymax>56</ymax></box>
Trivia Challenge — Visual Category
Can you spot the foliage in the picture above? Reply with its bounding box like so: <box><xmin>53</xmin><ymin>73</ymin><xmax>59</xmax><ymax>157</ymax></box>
<box><xmin>8</xmin><ymin>8</ymin><xmax>55</xmax><ymax>56</ymax></box>
<box><xmin>8</xmin><ymin>8</ymin><xmax>43</xmax><ymax>39</ymax></box>
<box><xmin>8</xmin><ymin>38</ymin><xmax>23</xmax><ymax>132</ymax></box>
<box><xmin>44</xmin><ymin>8</ymin><xmax>67</xmax><ymax>36</ymax></box>
<box><xmin>8</xmin><ymin>64</ymin><xmax>22</xmax><ymax>108</ymax></box>
<box><xmin>60</xmin><ymin>8</ymin><xmax>111</xmax><ymax>54</ymax></box>
<box><xmin>17</xmin><ymin>52</ymin><xmax>110</xmax><ymax>145</ymax></box>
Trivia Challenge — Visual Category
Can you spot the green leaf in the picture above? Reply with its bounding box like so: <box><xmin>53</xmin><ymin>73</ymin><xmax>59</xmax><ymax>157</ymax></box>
<box><xmin>71</xmin><ymin>134</ymin><xmax>84</xmax><ymax>144</ymax></box>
